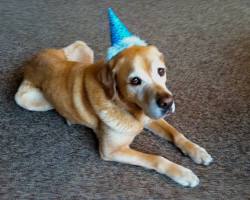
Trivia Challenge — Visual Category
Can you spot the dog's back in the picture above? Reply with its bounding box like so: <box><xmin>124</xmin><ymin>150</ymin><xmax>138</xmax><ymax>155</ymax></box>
<box><xmin>24</xmin><ymin>49</ymin><xmax>70</xmax><ymax>88</ymax></box>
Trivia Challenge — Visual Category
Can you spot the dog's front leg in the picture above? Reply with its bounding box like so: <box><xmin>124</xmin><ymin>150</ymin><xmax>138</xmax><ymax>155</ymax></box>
<box><xmin>99</xmin><ymin>131</ymin><xmax>199</xmax><ymax>187</ymax></box>
<box><xmin>145</xmin><ymin>119</ymin><xmax>213</xmax><ymax>166</ymax></box>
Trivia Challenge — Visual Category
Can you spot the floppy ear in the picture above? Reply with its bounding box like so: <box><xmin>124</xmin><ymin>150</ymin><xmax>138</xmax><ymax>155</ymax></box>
<box><xmin>98</xmin><ymin>62</ymin><xmax>116</xmax><ymax>99</ymax></box>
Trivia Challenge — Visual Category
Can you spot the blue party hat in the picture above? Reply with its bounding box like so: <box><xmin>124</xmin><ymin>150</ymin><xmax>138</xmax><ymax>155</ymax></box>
<box><xmin>106</xmin><ymin>8</ymin><xmax>147</xmax><ymax>60</ymax></box>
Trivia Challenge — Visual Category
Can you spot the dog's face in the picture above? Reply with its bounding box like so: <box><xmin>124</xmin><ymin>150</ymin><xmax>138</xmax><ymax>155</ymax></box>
<box><xmin>109</xmin><ymin>45</ymin><xmax>175</xmax><ymax>119</ymax></box>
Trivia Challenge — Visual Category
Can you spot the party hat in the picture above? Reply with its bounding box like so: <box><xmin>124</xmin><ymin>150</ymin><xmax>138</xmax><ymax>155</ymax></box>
<box><xmin>106</xmin><ymin>8</ymin><xmax>147</xmax><ymax>60</ymax></box>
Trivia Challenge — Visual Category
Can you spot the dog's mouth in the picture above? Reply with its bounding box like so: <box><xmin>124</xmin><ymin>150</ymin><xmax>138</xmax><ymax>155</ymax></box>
<box><xmin>170</xmin><ymin>101</ymin><xmax>175</xmax><ymax>113</ymax></box>
<box><xmin>160</xmin><ymin>101</ymin><xmax>176</xmax><ymax>118</ymax></box>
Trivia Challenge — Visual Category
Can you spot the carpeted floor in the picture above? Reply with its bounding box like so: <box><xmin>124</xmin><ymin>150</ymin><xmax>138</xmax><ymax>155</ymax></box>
<box><xmin>1</xmin><ymin>0</ymin><xmax>250</xmax><ymax>199</ymax></box>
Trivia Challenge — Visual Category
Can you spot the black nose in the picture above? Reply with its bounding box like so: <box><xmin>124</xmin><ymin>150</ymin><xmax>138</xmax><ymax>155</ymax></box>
<box><xmin>156</xmin><ymin>95</ymin><xmax>173</xmax><ymax>110</ymax></box>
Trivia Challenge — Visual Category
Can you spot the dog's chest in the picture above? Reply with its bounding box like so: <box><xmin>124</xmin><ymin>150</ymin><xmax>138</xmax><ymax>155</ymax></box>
<box><xmin>99</xmin><ymin>109</ymin><xmax>143</xmax><ymax>134</ymax></box>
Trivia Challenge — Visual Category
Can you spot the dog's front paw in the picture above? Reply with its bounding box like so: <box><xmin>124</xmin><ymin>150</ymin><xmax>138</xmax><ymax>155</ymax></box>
<box><xmin>188</xmin><ymin>144</ymin><xmax>213</xmax><ymax>166</ymax></box>
<box><xmin>169</xmin><ymin>165</ymin><xmax>200</xmax><ymax>187</ymax></box>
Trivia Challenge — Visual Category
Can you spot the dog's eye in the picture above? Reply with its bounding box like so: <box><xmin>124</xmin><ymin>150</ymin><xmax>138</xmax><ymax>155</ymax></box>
<box><xmin>130</xmin><ymin>77</ymin><xmax>141</xmax><ymax>86</ymax></box>
<box><xmin>158</xmin><ymin>68</ymin><xmax>165</xmax><ymax>76</ymax></box>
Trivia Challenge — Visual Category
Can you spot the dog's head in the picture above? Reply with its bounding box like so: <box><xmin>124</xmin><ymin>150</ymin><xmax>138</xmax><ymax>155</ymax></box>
<box><xmin>101</xmin><ymin>45</ymin><xmax>175</xmax><ymax>119</ymax></box>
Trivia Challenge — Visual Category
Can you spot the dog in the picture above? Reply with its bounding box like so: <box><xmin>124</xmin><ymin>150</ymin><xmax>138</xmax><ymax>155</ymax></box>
<box><xmin>15</xmin><ymin>41</ymin><xmax>212</xmax><ymax>187</ymax></box>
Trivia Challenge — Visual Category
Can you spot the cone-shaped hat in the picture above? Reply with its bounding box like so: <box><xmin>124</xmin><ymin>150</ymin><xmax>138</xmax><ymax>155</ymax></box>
<box><xmin>108</xmin><ymin>8</ymin><xmax>133</xmax><ymax>45</ymax></box>
<box><xmin>106</xmin><ymin>8</ymin><xmax>147</xmax><ymax>60</ymax></box>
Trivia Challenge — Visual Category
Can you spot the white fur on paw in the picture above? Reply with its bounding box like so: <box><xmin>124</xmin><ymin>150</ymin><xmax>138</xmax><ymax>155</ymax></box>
<box><xmin>15</xmin><ymin>80</ymin><xmax>53</xmax><ymax>112</ymax></box>
<box><xmin>171</xmin><ymin>167</ymin><xmax>200</xmax><ymax>188</ymax></box>
<box><xmin>189</xmin><ymin>145</ymin><xmax>213</xmax><ymax>166</ymax></box>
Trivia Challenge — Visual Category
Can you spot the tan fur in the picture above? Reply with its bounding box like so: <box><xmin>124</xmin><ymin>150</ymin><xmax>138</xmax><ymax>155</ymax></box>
<box><xmin>15</xmin><ymin>41</ymin><xmax>212</xmax><ymax>187</ymax></box>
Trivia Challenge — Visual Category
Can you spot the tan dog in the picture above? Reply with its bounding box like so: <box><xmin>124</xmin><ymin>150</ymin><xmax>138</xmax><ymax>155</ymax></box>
<box><xmin>15</xmin><ymin>41</ymin><xmax>212</xmax><ymax>187</ymax></box>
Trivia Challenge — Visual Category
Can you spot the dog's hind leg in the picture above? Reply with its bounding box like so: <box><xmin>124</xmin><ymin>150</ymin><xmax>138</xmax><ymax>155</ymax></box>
<box><xmin>15</xmin><ymin>80</ymin><xmax>53</xmax><ymax>111</ymax></box>
<box><xmin>63</xmin><ymin>41</ymin><xmax>94</xmax><ymax>126</ymax></box>
<box><xmin>63</xmin><ymin>41</ymin><xmax>94</xmax><ymax>65</ymax></box>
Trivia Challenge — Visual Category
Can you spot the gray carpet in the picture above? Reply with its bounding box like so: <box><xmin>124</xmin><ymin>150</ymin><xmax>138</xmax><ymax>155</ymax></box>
<box><xmin>1</xmin><ymin>0</ymin><xmax>250</xmax><ymax>199</ymax></box>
